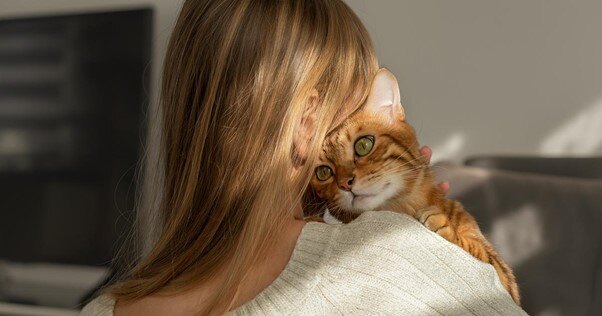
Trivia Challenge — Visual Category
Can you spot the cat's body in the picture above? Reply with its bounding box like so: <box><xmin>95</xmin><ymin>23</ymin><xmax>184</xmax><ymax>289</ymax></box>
<box><xmin>310</xmin><ymin>69</ymin><xmax>520</xmax><ymax>305</ymax></box>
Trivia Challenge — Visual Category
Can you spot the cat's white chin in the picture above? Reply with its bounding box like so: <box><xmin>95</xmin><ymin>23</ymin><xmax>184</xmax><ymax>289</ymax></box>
<box><xmin>351</xmin><ymin>194</ymin><xmax>384</xmax><ymax>211</ymax></box>
<box><xmin>343</xmin><ymin>177</ymin><xmax>402</xmax><ymax>212</ymax></box>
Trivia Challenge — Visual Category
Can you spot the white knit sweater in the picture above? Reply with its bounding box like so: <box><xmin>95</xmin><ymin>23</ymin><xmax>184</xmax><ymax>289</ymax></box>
<box><xmin>81</xmin><ymin>211</ymin><xmax>526</xmax><ymax>315</ymax></box>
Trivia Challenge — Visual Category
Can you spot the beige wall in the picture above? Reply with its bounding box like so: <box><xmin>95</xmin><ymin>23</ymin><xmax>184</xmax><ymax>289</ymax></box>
<box><xmin>2</xmin><ymin>0</ymin><xmax>601</xmax><ymax>163</ymax></box>
<box><xmin>346</xmin><ymin>0</ymin><xmax>602</xmax><ymax>161</ymax></box>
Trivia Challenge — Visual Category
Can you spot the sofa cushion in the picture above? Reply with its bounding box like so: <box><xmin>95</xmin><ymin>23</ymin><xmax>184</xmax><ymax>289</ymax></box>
<box><xmin>434</xmin><ymin>163</ymin><xmax>602</xmax><ymax>316</ymax></box>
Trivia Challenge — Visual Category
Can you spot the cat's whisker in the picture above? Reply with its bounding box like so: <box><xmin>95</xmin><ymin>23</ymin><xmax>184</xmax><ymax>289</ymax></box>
<box><xmin>386</xmin><ymin>165</ymin><xmax>426</xmax><ymax>174</ymax></box>
<box><xmin>384</xmin><ymin>154</ymin><xmax>428</xmax><ymax>170</ymax></box>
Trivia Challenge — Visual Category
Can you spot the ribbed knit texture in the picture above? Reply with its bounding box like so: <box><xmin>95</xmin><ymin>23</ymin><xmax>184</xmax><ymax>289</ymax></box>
<box><xmin>81</xmin><ymin>211</ymin><xmax>527</xmax><ymax>315</ymax></box>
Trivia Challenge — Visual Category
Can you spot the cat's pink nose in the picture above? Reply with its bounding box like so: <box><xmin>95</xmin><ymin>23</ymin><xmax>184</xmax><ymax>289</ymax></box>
<box><xmin>338</xmin><ymin>176</ymin><xmax>354</xmax><ymax>191</ymax></box>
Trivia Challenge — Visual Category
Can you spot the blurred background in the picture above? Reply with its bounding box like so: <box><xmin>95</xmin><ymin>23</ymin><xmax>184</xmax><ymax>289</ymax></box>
<box><xmin>0</xmin><ymin>1</ymin><xmax>600</xmax><ymax>315</ymax></box>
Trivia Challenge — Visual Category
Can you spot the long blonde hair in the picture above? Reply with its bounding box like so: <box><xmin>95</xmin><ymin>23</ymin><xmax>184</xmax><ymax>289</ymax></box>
<box><xmin>110</xmin><ymin>0</ymin><xmax>378</xmax><ymax>312</ymax></box>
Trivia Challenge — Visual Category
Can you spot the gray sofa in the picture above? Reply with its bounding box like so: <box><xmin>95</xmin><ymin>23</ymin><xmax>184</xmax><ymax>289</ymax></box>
<box><xmin>434</xmin><ymin>157</ymin><xmax>602</xmax><ymax>316</ymax></box>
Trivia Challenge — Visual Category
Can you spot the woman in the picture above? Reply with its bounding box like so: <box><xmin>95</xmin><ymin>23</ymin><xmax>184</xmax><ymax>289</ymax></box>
<box><xmin>82</xmin><ymin>0</ymin><xmax>525</xmax><ymax>315</ymax></box>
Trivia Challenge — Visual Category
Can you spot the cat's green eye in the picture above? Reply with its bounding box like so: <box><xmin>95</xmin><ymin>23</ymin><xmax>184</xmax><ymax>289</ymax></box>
<box><xmin>315</xmin><ymin>165</ymin><xmax>333</xmax><ymax>181</ymax></box>
<box><xmin>354</xmin><ymin>136</ymin><xmax>374</xmax><ymax>157</ymax></box>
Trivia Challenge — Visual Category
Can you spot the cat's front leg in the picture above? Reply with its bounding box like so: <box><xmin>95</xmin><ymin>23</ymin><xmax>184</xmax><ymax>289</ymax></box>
<box><xmin>417</xmin><ymin>206</ymin><xmax>457</xmax><ymax>243</ymax></box>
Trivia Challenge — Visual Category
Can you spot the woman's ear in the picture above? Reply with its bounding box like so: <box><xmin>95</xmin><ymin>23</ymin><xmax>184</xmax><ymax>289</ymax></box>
<box><xmin>364</xmin><ymin>68</ymin><xmax>405</xmax><ymax>123</ymax></box>
<box><xmin>292</xmin><ymin>89</ymin><xmax>319</xmax><ymax>166</ymax></box>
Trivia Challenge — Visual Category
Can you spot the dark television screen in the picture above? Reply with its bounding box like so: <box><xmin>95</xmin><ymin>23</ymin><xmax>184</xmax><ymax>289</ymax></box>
<box><xmin>0</xmin><ymin>8</ymin><xmax>152</xmax><ymax>266</ymax></box>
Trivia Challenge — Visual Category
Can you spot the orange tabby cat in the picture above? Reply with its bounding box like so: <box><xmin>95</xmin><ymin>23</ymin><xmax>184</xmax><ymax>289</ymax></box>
<box><xmin>310</xmin><ymin>68</ymin><xmax>520</xmax><ymax>305</ymax></box>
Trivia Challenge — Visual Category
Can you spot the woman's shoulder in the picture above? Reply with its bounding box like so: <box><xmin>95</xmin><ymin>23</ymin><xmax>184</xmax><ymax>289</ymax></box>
<box><xmin>248</xmin><ymin>211</ymin><xmax>524</xmax><ymax>315</ymax></box>
<box><xmin>80</xmin><ymin>294</ymin><xmax>115</xmax><ymax>316</ymax></box>
<box><xmin>316</xmin><ymin>209</ymin><xmax>424</xmax><ymax>235</ymax></box>
<box><xmin>304</xmin><ymin>210</ymin><xmax>448</xmax><ymax>261</ymax></box>
<box><xmin>334</xmin><ymin>209</ymin><xmax>423</xmax><ymax>232</ymax></box>
<box><xmin>322</xmin><ymin>210</ymin><xmax>435</xmax><ymax>249</ymax></box>
<box><xmin>299</xmin><ymin>211</ymin><xmax>427</xmax><ymax>264</ymax></box>
<box><xmin>320</xmin><ymin>210</ymin><xmax>490</xmax><ymax>277</ymax></box>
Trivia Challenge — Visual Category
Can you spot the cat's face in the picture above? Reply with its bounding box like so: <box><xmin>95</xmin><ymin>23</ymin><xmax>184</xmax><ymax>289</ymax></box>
<box><xmin>310</xmin><ymin>111</ymin><xmax>421</xmax><ymax>218</ymax></box>
<box><xmin>310</xmin><ymin>69</ymin><xmax>423</xmax><ymax>220</ymax></box>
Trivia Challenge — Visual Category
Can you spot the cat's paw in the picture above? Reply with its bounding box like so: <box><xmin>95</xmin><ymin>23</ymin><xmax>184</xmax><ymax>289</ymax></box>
<box><xmin>418</xmin><ymin>209</ymin><xmax>456</xmax><ymax>242</ymax></box>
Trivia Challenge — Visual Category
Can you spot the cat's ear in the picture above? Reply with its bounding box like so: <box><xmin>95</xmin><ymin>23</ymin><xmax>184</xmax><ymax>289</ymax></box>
<box><xmin>292</xmin><ymin>89</ymin><xmax>319</xmax><ymax>166</ymax></box>
<box><xmin>364</xmin><ymin>68</ymin><xmax>405</xmax><ymax>122</ymax></box>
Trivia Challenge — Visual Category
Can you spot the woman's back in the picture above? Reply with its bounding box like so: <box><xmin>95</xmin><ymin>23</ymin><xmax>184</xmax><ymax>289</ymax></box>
<box><xmin>83</xmin><ymin>211</ymin><xmax>524</xmax><ymax>315</ymax></box>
